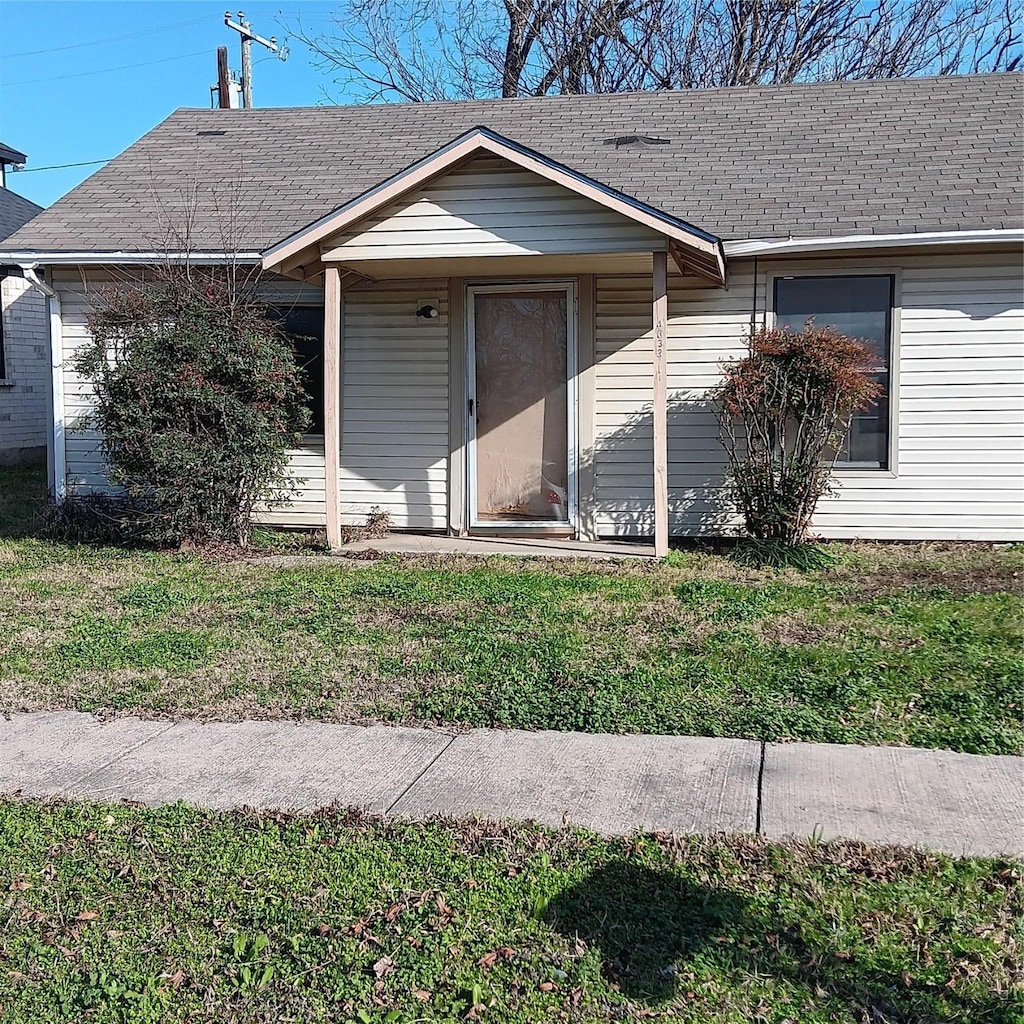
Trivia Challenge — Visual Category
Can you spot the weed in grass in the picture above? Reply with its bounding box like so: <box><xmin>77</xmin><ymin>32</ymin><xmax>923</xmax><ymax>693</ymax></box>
<box><xmin>50</xmin><ymin>614</ymin><xmax>222</xmax><ymax>673</ymax></box>
<box><xmin>730</xmin><ymin>538</ymin><xmax>839</xmax><ymax>571</ymax></box>
<box><xmin>675</xmin><ymin>579</ymin><xmax>778</xmax><ymax>622</ymax></box>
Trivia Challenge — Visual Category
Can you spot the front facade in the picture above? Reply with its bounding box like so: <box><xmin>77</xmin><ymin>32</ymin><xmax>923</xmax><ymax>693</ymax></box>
<box><xmin>2</xmin><ymin>75</ymin><xmax>1022</xmax><ymax>547</ymax></box>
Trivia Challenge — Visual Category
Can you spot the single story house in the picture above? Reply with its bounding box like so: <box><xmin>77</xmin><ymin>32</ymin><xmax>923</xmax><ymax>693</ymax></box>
<box><xmin>0</xmin><ymin>143</ymin><xmax>47</xmax><ymax>465</ymax></box>
<box><xmin>0</xmin><ymin>73</ymin><xmax>1021</xmax><ymax>552</ymax></box>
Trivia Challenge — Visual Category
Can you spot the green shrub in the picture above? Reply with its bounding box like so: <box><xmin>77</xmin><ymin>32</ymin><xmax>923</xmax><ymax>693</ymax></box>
<box><xmin>73</xmin><ymin>271</ymin><xmax>310</xmax><ymax>546</ymax></box>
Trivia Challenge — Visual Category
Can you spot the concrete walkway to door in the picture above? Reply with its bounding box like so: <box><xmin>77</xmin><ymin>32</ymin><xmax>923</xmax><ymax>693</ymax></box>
<box><xmin>2</xmin><ymin>711</ymin><xmax>1020</xmax><ymax>858</ymax></box>
<box><xmin>339</xmin><ymin>534</ymin><xmax>657</xmax><ymax>559</ymax></box>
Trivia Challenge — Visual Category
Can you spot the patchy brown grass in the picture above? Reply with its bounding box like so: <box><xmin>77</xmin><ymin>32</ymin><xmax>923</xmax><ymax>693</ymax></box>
<box><xmin>1</xmin><ymin>537</ymin><xmax>1020</xmax><ymax>753</ymax></box>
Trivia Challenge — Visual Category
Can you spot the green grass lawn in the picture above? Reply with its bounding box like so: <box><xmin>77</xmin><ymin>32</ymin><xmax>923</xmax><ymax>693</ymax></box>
<box><xmin>1</xmin><ymin>465</ymin><xmax>1021</xmax><ymax>753</ymax></box>
<box><xmin>1</xmin><ymin>799</ymin><xmax>1020</xmax><ymax>1024</ymax></box>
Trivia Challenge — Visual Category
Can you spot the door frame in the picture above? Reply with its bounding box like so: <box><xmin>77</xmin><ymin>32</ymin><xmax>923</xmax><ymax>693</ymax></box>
<box><xmin>465</xmin><ymin>280</ymin><xmax>579</xmax><ymax>530</ymax></box>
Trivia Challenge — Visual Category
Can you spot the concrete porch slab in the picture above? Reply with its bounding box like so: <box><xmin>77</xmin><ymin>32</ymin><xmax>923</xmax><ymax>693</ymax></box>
<box><xmin>0</xmin><ymin>711</ymin><xmax>173</xmax><ymax>796</ymax></box>
<box><xmin>761</xmin><ymin>742</ymin><xmax>1024</xmax><ymax>858</ymax></box>
<box><xmin>389</xmin><ymin>729</ymin><xmax>760</xmax><ymax>835</ymax></box>
<box><xmin>341</xmin><ymin>534</ymin><xmax>656</xmax><ymax>560</ymax></box>
<box><xmin>70</xmin><ymin>719</ymin><xmax>452</xmax><ymax>813</ymax></box>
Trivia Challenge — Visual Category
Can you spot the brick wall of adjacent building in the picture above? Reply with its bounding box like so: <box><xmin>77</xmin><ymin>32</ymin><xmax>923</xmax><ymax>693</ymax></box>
<box><xmin>0</xmin><ymin>273</ymin><xmax>49</xmax><ymax>464</ymax></box>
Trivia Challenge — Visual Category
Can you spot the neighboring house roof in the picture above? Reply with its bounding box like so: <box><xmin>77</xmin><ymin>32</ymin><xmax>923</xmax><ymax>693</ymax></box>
<box><xmin>0</xmin><ymin>143</ymin><xmax>29</xmax><ymax>167</ymax></box>
<box><xmin>1</xmin><ymin>72</ymin><xmax>1021</xmax><ymax>254</ymax></box>
<box><xmin>0</xmin><ymin>187</ymin><xmax>43</xmax><ymax>243</ymax></box>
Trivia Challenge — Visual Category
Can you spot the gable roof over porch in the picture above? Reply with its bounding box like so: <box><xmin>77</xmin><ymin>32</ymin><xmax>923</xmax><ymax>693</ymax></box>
<box><xmin>263</xmin><ymin>127</ymin><xmax>726</xmax><ymax>283</ymax></box>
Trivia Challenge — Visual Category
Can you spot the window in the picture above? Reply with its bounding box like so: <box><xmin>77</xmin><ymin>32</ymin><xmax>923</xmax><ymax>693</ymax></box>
<box><xmin>269</xmin><ymin>305</ymin><xmax>325</xmax><ymax>435</ymax></box>
<box><xmin>773</xmin><ymin>274</ymin><xmax>894</xmax><ymax>470</ymax></box>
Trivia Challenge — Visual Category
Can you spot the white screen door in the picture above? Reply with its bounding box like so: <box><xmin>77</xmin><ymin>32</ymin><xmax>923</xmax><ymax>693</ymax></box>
<box><xmin>467</xmin><ymin>284</ymin><xmax>576</xmax><ymax>528</ymax></box>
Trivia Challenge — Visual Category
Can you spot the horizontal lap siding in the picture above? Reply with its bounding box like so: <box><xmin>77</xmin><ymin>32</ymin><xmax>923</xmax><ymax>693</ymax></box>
<box><xmin>594</xmin><ymin>253</ymin><xmax>1024</xmax><ymax>541</ymax></box>
<box><xmin>329</xmin><ymin>155</ymin><xmax>663</xmax><ymax>260</ymax></box>
<box><xmin>55</xmin><ymin>270</ymin><xmax>328</xmax><ymax>525</ymax></box>
<box><xmin>338</xmin><ymin>282</ymin><xmax>449</xmax><ymax>529</ymax></box>
<box><xmin>56</xmin><ymin>283</ymin><xmax>111</xmax><ymax>492</ymax></box>
<box><xmin>252</xmin><ymin>441</ymin><xmax>328</xmax><ymax>527</ymax></box>
<box><xmin>593</xmin><ymin>273</ymin><xmax>751</xmax><ymax>537</ymax></box>
<box><xmin>811</xmin><ymin>253</ymin><xmax>1024</xmax><ymax>540</ymax></box>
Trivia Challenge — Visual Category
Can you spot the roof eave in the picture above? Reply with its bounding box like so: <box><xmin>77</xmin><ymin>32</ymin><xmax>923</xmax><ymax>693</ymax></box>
<box><xmin>0</xmin><ymin>250</ymin><xmax>263</xmax><ymax>265</ymax></box>
<box><xmin>723</xmin><ymin>228</ymin><xmax>1024</xmax><ymax>257</ymax></box>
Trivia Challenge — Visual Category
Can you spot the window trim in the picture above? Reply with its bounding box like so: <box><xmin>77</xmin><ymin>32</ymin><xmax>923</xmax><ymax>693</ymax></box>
<box><xmin>765</xmin><ymin>262</ymin><xmax>901</xmax><ymax>478</ymax></box>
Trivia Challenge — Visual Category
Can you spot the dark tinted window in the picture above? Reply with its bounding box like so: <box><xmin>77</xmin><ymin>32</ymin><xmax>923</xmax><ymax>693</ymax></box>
<box><xmin>270</xmin><ymin>305</ymin><xmax>324</xmax><ymax>435</ymax></box>
<box><xmin>774</xmin><ymin>275</ymin><xmax>894</xmax><ymax>469</ymax></box>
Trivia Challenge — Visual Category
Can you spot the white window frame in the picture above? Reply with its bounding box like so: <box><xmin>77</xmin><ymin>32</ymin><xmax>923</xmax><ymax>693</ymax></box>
<box><xmin>765</xmin><ymin>263</ymin><xmax>901</xmax><ymax>478</ymax></box>
<box><xmin>465</xmin><ymin>280</ymin><xmax>579</xmax><ymax>529</ymax></box>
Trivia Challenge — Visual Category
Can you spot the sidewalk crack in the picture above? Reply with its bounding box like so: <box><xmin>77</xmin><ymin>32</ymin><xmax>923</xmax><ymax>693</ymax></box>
<box><xmin>74</xmin><ymin>719</ymin><xmax>178</xmax><ymax>789</ymax></box>
<box><xmin>385</xmin><ymin>732</ymin><xmax>457</xmax><ymax>816</ymax></box>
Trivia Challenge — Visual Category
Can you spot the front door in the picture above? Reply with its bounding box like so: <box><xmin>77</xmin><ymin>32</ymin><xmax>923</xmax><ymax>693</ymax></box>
<box><xmin>467</xmin><ymin>283</ymin><xmax>576</xmax><ymax>529</ymax></box>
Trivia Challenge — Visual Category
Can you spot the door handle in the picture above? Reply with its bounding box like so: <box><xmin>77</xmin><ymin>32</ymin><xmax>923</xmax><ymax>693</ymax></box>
<box><xmin>468</xmin><ymin>398</ymin><xmax>475</xmax><ymax>417</ymax></box>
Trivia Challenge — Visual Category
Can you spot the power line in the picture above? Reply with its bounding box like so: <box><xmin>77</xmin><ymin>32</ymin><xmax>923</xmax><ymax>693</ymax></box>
<box><xmin>11</xmin><ymin>159</ymin><xmax>113</xmax><ymax>174</ymax></box>
<box><xmin>3</xmin><ymin>50</ymin><xmax>210</xmax><ymax>88</ymax></box>
<box><xmin>1</xmin><ymin>16</ymin><xmax>210</xmax><ymax>59</ymax></box>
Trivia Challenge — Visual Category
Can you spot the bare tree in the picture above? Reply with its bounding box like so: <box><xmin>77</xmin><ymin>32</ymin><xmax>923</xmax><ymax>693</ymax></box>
<box><xmin>289</xmin><ymin>0</ymin><xmax>1021</xmax><ymax>102</ymax></box>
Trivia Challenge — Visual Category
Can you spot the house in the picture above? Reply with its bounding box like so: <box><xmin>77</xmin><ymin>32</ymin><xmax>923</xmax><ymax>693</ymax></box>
<box><xmin>0</xmin><ymin>143</ymin><xmax>46</xmax><ymax>465</ymax></box>
<box><xmin>0</xmin><ymin>74</ymin><xmax>1021</xmax><ymax>551</ymax></box>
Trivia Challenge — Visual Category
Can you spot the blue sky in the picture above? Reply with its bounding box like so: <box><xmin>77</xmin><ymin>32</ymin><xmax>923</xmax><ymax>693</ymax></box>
<box><xmin>1</xmin><ymin>1</ymin><xmax>348</xmax><ymax>206</ymax></box>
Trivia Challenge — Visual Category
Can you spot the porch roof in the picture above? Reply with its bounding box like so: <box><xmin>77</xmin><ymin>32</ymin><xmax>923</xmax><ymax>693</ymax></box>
<box><xmin>262</xmin><ymin>127</ymin><xmax>727</xmax><ymax>284</ymax></box>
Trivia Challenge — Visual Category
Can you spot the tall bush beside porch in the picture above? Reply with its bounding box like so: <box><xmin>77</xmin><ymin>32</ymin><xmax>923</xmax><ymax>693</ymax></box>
<box><xmin>73</xmin><ymin>270</ymin><xmax>311</xmax><ymax>546</ymax></box>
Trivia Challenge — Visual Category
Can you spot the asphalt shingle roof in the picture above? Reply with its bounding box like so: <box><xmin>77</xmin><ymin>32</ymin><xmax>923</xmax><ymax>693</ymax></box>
<box><xmin>0</xmin><ymin>187</ymin><xmax>43</xmax><ymax>243</ymax></box>
<box><xmin>2</xmin><ymin>73</ymin><xmax>1021</xmax><ymax>253</ymax></box>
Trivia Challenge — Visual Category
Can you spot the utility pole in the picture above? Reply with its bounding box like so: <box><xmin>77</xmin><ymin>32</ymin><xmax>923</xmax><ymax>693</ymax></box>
<box><xmin>223</xmin><ymin>10</ymin><xmax>286</xmax><ymax>109</ymax></box>
<box><xmin>216</xmin><ymin>46</ymin><xmax>232</xmax><ymax>109</ymax></box>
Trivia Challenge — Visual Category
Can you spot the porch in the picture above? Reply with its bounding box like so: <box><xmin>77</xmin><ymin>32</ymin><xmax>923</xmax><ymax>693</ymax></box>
<box><xmin>262</xmin><ymin>130</ymin><xmax>728</xmax><ymax>556</ymax></box>
<box><xmin>340</xmin><ymin>533</ymin><xmax>656</xmax><ymax>560</ymax></box>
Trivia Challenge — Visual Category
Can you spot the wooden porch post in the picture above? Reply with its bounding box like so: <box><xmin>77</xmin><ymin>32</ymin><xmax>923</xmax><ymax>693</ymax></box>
<box><xmin>323</xmin><ymin>265</ymin><xmax>342</xmax><ymax>549</ymax></box>
<box><xmin>652</xmin><ymin>251</ymin><xmax>669</xmax><ymax>557</ymax></box>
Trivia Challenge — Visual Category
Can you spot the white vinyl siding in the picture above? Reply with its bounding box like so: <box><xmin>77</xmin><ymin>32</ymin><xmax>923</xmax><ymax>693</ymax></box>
<box><xmin>810</xmin><ymin>254</ymin><xmax>1024</xmax><ymax>540</ymax></box>
<box><xmin>326</xmin><ymin>155</ymin><xmax>664</xmax><ymax>261</ymax></box>
<box><xmin>338</xmin><ymin>281</ymin><xmax>449</xmax><ymax>529</ymax></box>
<box><xmin>48</xmin><ymin>251</ymin><xmax>1024</xmax><ymax>542</ymax></box>
<box><xmin>592</xmin><ymin>252</ymin><xmax>1023</xmax><ymax>541</ymax></box>
<box><xmin>252</xmin><ymin>440</ymin><xmax>328</xmax><ymax>527</ymax></box>
<box><xmin>55</xmin><ymin>280</ymin><xmax>108</xmax><ymax>492</ymax></box>
<box><xmin>593</xmin><ymin>270</ymin><xmax>753</xmax><ymax>536</ymax></box>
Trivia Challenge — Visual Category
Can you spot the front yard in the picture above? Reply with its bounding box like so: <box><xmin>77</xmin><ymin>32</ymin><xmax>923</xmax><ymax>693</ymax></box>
<box><xmin>0</xmin><ymin>467</ymin><xmax>1021</xmax><ymax>754</ymax></box>
<box><xmin>2</xmin><ymin>799</ymin><xmax>1021</xmax><ymax>1024</ymax></box>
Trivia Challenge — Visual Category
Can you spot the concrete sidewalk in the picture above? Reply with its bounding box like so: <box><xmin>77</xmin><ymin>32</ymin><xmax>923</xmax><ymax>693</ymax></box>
<box><xmin>1</xmin><ymin>711</ymin><xmax>1020</xmax><ymax>858</ymax></box>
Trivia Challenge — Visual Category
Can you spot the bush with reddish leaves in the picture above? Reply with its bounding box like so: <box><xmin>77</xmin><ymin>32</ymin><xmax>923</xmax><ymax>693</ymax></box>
<box><xmin>73</xmin><ymin>271</ymin><xmax>310</xmax><ymax>546</ymax></box>
<box><xmin>713</xmin><ymin>323</ymin><xmax>881</xmax><ymax>546</ymax></box>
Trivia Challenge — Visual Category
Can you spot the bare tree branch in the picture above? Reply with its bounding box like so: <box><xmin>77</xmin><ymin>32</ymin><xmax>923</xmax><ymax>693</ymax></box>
<box><xmin>286</xmin><ymin>0</ymin><xmax>1021</xmax><ymax>102</ymax></box>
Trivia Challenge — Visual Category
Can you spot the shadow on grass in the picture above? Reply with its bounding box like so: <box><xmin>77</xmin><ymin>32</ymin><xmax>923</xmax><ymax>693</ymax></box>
<box><xmin>547</xmin><ymin>861</ymin><xmax>1020</xmax><ymax>1022</ymax></box>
